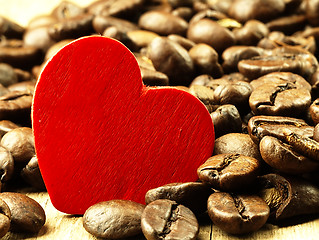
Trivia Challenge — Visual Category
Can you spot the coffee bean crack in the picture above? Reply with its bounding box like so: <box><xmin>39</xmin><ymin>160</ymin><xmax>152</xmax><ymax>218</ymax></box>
<box><xmin>158</xmin><ymin>203</ymin><xmax>179</xmax><ymax>239</ymax></box>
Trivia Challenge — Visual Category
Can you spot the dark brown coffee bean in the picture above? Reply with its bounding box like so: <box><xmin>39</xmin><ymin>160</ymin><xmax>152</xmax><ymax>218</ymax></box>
<box><xmin>189</xmin><ymin>43</ymin><xmax>223</xmax><ymax>78</ymax></box>
<box><xmin>141</xmin><ymin>68</ymin><xmax>169</xmax><ymax>86</ymax></box>
<box><xmin>257</xmin><ymin>173</ymin><xmax>319</xmax><ymax>220</ymax></box>
<box><xmin>171</xmin><ymin>7</ymin><xmax>194</xmax><ymax>21</ymax></box>
<box><xmin>305</xmin><ymin>0</ymin><xmax>319</xmax><ymax>26</ymax></box>
<box><xmin>0</xmin><ymin>63</ymin><xmax>18</xmax><ymax>87</ymax></box>
<box><xmin>210</xmin><ymin>104</ymin><xmax>242</xmax><ymax>137</ymax></box>
<box><xmin>0</xmin><ymin>91</ymin><xmax>33</xmax><ymax>124</ymax></box>
<box><xmin>0</xmin><ymin>192</ymin><xmax>45</xmax><ymax>233</ymax></box>
<box><xmin>259</xmin><ymin>135</ymin><xmax>319</xmax><ymax>174</ymax></box>
<box><xmin>214</xmin><ymin>133</ymin><xmax>262</xmax><ymax>161</ymax></box>
<box><xmin>145</xmin><ymin>182</ymin><xmax>213</xmax><ymax>215</ymax></box>
<box><xmin>187</xmin><ymin>18</ymin><xmax>235</xmax><ymax>53</ymax></box>
<box><xmin>314</xmin><ymin>123</ymin><xmax>319</xmax><ymax>142</ymax></box>
<box><xmin>141</xmin><ymin>199</ymin><xmax>198</xmax><ymax>240</ymax></box>
<box><xmin>0</xmin><ymin>146</ymin><xmax>14</xmax><ymax>182</ymax></box>
<box><xmin>167</xmin><ymin>34</ymin><xmax>195</xmax><ymax>51</ymax></box>
<box><xmin>148</xmin><ymin>37</ymin><xmax>194</xmax><ymax>86</ymax></box>
<box><xmin>127</xmin><ymin>30</ymin><xmax>159</xmax><ymax>48</ymax></box>
<box><xmin>0</xmin><ymin>120</ymin><xmax>19</xmax><ymax>137</ymax></box>
<box><xmin>0</xmin><ymin>198</ymin><xmax>10</xmax><ymax>238</ymax></box>
<box><xmin>310</xmin><ymin>99</ymin><xmax>319</xmax><ymax>125</ymax></box>
<box><xmin>48</xmin><ymin>13</ymin><xmax>94</xmax><ymax>41</ymax></box>
<box><xmin>207</xmin><ymin>192</ymin><xmax>270</xmax><ymax>235</ymax></box>
<box><xmin>250</xmin><ymin>72</ymin><xmax>312</xmax><ymax>92</ymax></box>
<box><xmin>103</xmin><ymin>26</ymin><xmax>138</xmax><ymax>51</ymax></box>
<box><xmin>167</xmin><ymin>0</ymin><xmax>193</xmax><ymax>8</ymax></box>
<box><xmin>266</xmin><ymin>15</ymin><xmax>306</xmax><ymax>35</ymax></box>
<box><xmin>51</xmin><ymin>1</ymin><xmax>84</xmax><ymax>20</ymax></box>
<box><xmin>247</xmin><ymin>115</ymin><xmax>314</xmax><ymax>144</ymax></box>
<box><xmin>0</xmin><ymin>45</ymin><xmax>43</xmax><ymax>69</ymax></box>
<box><xmin>83</xmin><ymin>199</ymin><xmax>145</xmax><ymax>239</ymax></box>
<box><xmin>249</xmin><ymin>82</ymin><xmax>311</xmax><ymax>117</ymax></box>
<box><xmin>228</xmin><ymin>0</ymin><xmax>285</xmax><ymax>23</ymax></box>
<box><xmin>189</xmin><ymin>85</ymin><xmax>217</xmax><ymax>111</ymax></box>
<box><xmin>282</xmin><ymin>129</ymin><xmax>319</xmax><ymax>162</ymax></box>
<box><xmin>197</xmin><ymin>153</ymin><xmax>260</xmax><ymax>191</ymax></box>
<box><xmin>233</xmin><ymin>20</ymin><xmax>269</xmax><ymax>46</ymax></box>
<box><xmin>93</xmin><ymin>15</ymin><xmax>139</xmax><ymax>34</ymax></box>
<box><xmin>88</xmin><ymin>0</ymin><xmax>144</xmax><ymax>19</ymax></box>
<box><xmin>0</xmin><ymin>16</ymin><xmax>24</xmax><ymax>39</ymax></box>
<box><xmin>222</xmin><ymin>46</ymin><xmax>264</xmax><ymax>73</ymax></box>
<box><xmin>1</xmin><ymin>127</ymin><xmax>34</xmax><ymax>163</ymax></box>
<box><xmin>138</xmin><ymin>11</ymin><xmax>188</xmax><ymax>36</ymax></box>
<box><xmin>189</xmin><ymin>74</ymin><xmax>213</xmax><ymax>87</ymax></box>
<box><xmin>21</xmin><ymin>155</ymin><xmax>46</xmax><ymax>190</ymax></box>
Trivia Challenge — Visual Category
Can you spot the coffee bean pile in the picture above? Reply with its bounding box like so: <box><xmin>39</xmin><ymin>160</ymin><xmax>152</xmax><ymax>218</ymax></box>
<box><xmin>0</xmin><ymin>0</ymin><xmax>319</xmax><ymax>238</ymax></box>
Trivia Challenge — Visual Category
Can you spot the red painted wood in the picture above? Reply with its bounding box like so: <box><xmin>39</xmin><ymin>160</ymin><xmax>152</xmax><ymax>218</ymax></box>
<box><xmin>32</xmin><ymin>36</ymin><xmax>215</xmax><ymax>214</ymax></box>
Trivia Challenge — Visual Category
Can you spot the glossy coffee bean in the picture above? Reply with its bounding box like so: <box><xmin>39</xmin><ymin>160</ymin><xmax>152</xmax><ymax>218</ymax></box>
<box><xmin>310</xmin><ymin>99</ymin><xmax>319</xmax><ymax>125</ymax></box>
<box><xmin>138</xmin><ymin>11</ymin><xmax>188</xmax><ymax>36</ymax></box>
<box><xmin>214</xmin><ymin>133</ymin><xmax>262</xmax><ymax>161</ymax></box>
<box><xmin>0</xmin><ymin>146</ymin><xmax>14</xmax><ymax>182</ymax></box>
<box><xmin>148</xmin><ymin>37</ymin><xmax>194</xmax><ymax>86</ymax></box>
<box><xmin>141</xmin><ymin>199</ymin><xmax>198</xmax><ymax>240</ymax></box>
<box><xmin>83</xmin><ymin>199</ymin><xmax>145</xmax><ymax>239</ymax></box>
<box><xmin>127</xmin><ymin>30</ymin><xmax>159</xmax><ymax>48</ymax></box>
<box><xmin>233</xmin><ymin>20</ymin><xmax>269</xmax><ymax>46</ymax></box>
<box><xmin>266</xmin><ymin>15</ymin><xmax>306</xmax><ymax>35</ymax></box>
<box><xmin>21</xmin><ymin>155</ymin><xmax>46</xmax><ymax>190</ymax></box>
<box><xmin>0</xmin><ymin>120</ymin><xmax>19</xmax><ymax>137</ymax></box>
<box><xmin>197</xmin><ymin>153</ymin><xmax>260</xmax><ymax>191</ymax></box>
<box><xmin>93</xmin><ymin>15</ymin><xmax>139</xmax><ymax>34</ymax></box>
<box><xmin>187</xmin><ymin>18</ymin><xmax>235</xmax><ymax>53</ymax></box>
<box><xmin>247</xmin><ymin>115</ymin><xmax>314</xmax><ymax>144</ymax></box>
<box><xmin>0</xmin><ymin>199</ymin><xmax>10</xmax><ymax>238</ymax></box>
<box><xmin>145</xmin><ymin>182</ymin><xmax>213</xmax><ymax>215</ymax></box>
<box><xmin>207</xmin><ymin>192</ymin><xmax>270</xmax><ymax>235</ymax></box>
<box><xmin>260</xmin><ymin>135</ymin><xmax>319</xmax><ymax>174</ymax></box>
<box><xmin>0</xmin><ymin>192</ymin><xmax>45</xmax><ymax>233</ymax></box>
<box><xmin>167</xmin><ymin>34</ymin><xmax>195</xmax><ymax>51</ymax></box>
<box><xmin>1</xmin><ymin>127</ymin><xmax>35</xmax><ymax>163</ymax></box>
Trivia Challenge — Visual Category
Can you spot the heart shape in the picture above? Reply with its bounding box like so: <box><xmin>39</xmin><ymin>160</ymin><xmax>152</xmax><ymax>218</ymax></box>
<box><xmin>32</xmin><ymin>36</ymin><xmax>214</xmax><ymax>214</ymax></box>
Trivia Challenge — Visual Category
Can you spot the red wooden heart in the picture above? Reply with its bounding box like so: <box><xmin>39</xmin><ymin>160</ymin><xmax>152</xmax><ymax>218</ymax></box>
<box><xmin>32</xmin><ymin>36</ymin><xmax>214</xmax><ymax>214</ymax></box>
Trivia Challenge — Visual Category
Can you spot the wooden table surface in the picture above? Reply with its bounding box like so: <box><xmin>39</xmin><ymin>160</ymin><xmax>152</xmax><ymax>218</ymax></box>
<box><xmin>0</xmin><ymin>0</ymin><xmax>318</xmax><ymax>239</ymax></box>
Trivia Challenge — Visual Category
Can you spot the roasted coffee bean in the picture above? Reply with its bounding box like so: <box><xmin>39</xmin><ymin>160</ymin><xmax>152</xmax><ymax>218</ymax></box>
<box><xmin>0</xmin><ymin>16</ymin><xmax>24</xmax><ymax>39</ymax></box>
<box><xmin>48</xmin><ymin>13</ymin><xmax>94</xmax><ymax>41</ymax></box>
<box><xmin>83</xmin><ymin>199</ymin><xmax>145</xmax><ymax>239</ymax></box>
<box><xmin>310</xmin><ymin>99</ymin><xmax>319</xmax><ymax>125</ymax></box>
<box><xmin>1</xmin><ymin>127</ymin><xmax>34</xmax><ymax>163</ymax></box>
<box><xmin>171</xmin><ymin>7</ymin><xmax>193</xmax><ymax>21</ymax></box>
<box><xmin>93</xmin><ymin>15</ymin><xmax>139</xmax><ymax>34</ymax></box>
<box><xmin>141</xmin><ymin>68</ymin><xmax>169</xmax><ymax>86</ymax></box>
<box><xmin>0</xmin><ymin>63</ymin><xmax>18</xmax><ymax>87</ymax></box>
<box><xmin>207</xmin><ymin>192</ymin><xmax>270</xmax><ymax>235</ymax></box>
<box><xmin>0</xmin><ymin>120</ymin><xmax>18</xmax><ymax>137</ymax></box>
<box><xmin>141</xmin><ymin>199</ymin><xmax>198</xmax><ymax>240</ymax></box>
<box><xmin>0</xmin><ymin>198</ymin><xmax>10</xmax><ymax>238</ymax></box>
<box><xmin>282</xmin><ymin>129</ymin><xmax>319</xmax><ymax>162</ymax></box>
<box><xmin>167</xmin><ymin>34</ymin><xmax>195</xmax><ymax>51</ymax></box>
<box><xmin>103</xmin><ymin>26</ymin><xmax>138</xmax><ymax>51</ymax></box>
<box><xmin>250</xmin><ymin>72</ymin><xmax>312</xmax><ymax>92</ymax></box>
<box><xmin>189</xmin><ymin>85</ymin><xmax>217</xmax><ymax>111</ymax></box>
<box><xmin>314</xmin><ymin>123</ymin><xmax>319</xmax><ymax>142</ymax></box>
<box><xmin>257</xmin><ymin>173</ymin><xmax>319</xmax><ymax>220</ymax></box>
<box><xmin>197</xmin><ymin>153</ymin><xmax>260</xmax><ymax>191</ymax></box>
<box><xmin>222</xmin><ymin>46</ymin><xmax>264</xmax><ymax>73</ymax></box>
<box><xmin>189</xmin><ymin>74</ymin><xmax>213</xmax><ymax>87</ymax></box>
<box><xmin>13</xmin><ymin>68</ymin><xmax>32</xmax><ymax>82</ymax></box>
<box><xmin>51</xmin><ymin>1</ymin><xmax>84</xmax><ymax>20</ymax></box>
<box><xmin>21</xmin><ymin>155</ymin><xmax>46</xmax><ymax>190</ymax></box>
<box><xmin>145</xmin><ymin>182</ymin><xmax>213</xmax><ymax>215</ymax></box>
<box><xmin>187</xmin><ymin>18</ymin><xmax>235</xmax><ymax>53</ymax></box>
<box><xmin>188</xmin><ymin>9</ymin><xmax>227</xmax><ymax>25</ymax></box>
<box><xmin>249</xmin><ymin>82</ymin><xmax>311</xmax><ymax>117</ymax></box>
<box><xmin>189</xmin><ymin>43</ymin><xmax>223</xmax><ymax>78</ymax></box>
<box><xmin>0</xmin><ymin>192</ymin><xmax>45</xmax><ymax>233</ymax></box>
<box><xmin>148</xmin><ymin>37</ymin><xmax>194</xmax><ymax>86</ymax></box>
<box><xmin>8</xmin><ymin>81</ymin><xmax>35</xmax><ymax>95</ymax></box>
<box><xmin>305</xmin><ymin>0</ymin><xmax>319</xmax><ymax>26</ymax></box>
<box><xmin>0</xmin><ymin>91</ymin><xmax>33</xmax><ymax>124</ymax></box>
<box><xmin>214</xmin><ymin>133</ymin><xmax>262</xmax><ymax>161</ymax></box>
<box><xmin>233</xmin><ymin>20</ymin><xmax>269</xmax><ymax>46</ymax></box>
<box><xmin>210</xmin><ymin>104</ymin><xmax>242</xmax><ymax>137</ymax></box>
<box><xmin>23</xmin><ymin>25</ymin><xmax>57</xmax><ymax>52</ymax></box>
<box><xmin>247</xmin><ymin>115</ymin><xmax>314</xmax><ymax>144</ymax></box>
<box><xmin>266</xmin><ymin>15</ymin><xmax>306</xmax><ymax>35</ymax></box>
<box><xmin>127</xmin><ymin>30</ymin><xmax>159</xmax><ymax>48</ymax></box>
<box><xmin>228</xmin><ymin>0</ymin><xmax>285</xmax><ymax>23</ymax></box>
<box><xmin>88</xmin><ymin>0</ymin><xmax>144</xmax><ymax>19</ymax></box>
<box><xmin>138</xmin><ymin>11</ymin><xmax>188</xmax><ymax>36</ymax></box>
<box><xmin>259</xmin><ymin>135</ymin><xmax>319</xmax><ymax>174</ymax></box>
<box><xmin>0</xmin><ymin>146</ymin><xmax>14</xmax><ymax>182</ymax></box>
